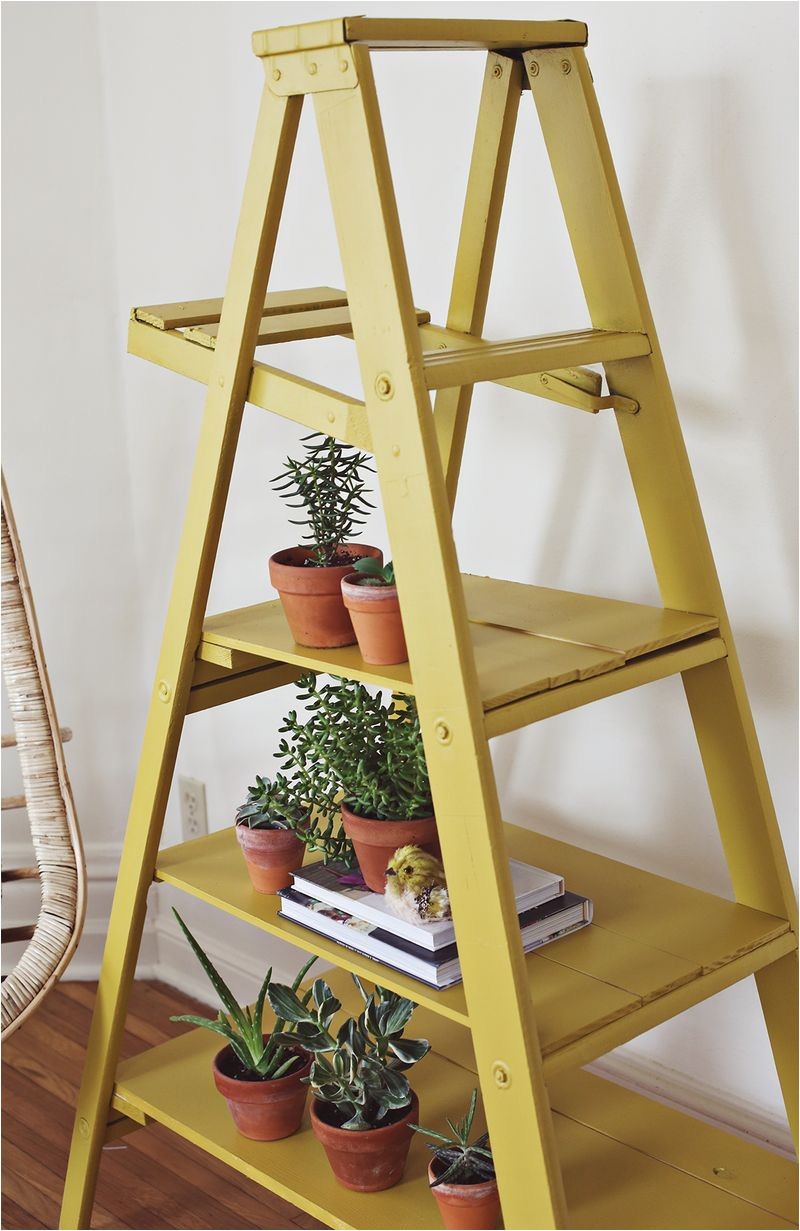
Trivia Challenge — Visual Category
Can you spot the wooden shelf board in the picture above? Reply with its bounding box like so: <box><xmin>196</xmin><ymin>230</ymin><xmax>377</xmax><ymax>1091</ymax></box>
<box><xmin>200</xmin><ymin>575</ymin><xmax>721</xmax><ymax>720</ymax></box>
<box><xmin>112</xmin><ymin>1027</ymin><xmax>796</xmax><ymax>1230</ymax></box>
<box><xmin>154</xmin><ymin>824</ymin><xmax>792</xmax><ymax>1070</ymax></box>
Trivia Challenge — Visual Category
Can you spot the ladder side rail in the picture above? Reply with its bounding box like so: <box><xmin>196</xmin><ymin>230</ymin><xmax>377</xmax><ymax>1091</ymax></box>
<box><xmin>313</xmin><ymin>46</ymin><xmax>567</xmax><ymax>1230</ymax></box>
<box><xmin>525</xmin><ymin>46</ymin><xmax>798</xmax><ymax>1145</ymax></box>
<box><xmin>59</xmin><ymin>82</ymin><xmax>303</xmax><ymax>1230</ymax></box>
<box><xmin>432</xmin><ymin>52</ymin><xmax>522</xmax><ymax>505</ymax></box>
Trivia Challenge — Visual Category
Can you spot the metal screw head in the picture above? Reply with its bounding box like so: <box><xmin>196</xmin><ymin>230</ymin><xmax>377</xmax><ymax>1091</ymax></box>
<box><xmin>561</xmin><ymin>59</ymin><xmax>572</xmax><ymax>74</ymax></box>
<box><xmin>327</xmin><ymin>411</ymin><xmax>336</xmax><ymax>423</ymax></box>
<box><xmin>158</xmin><ymin>681</ymin><xmax>171</xmax><ymax>703</ymax></box>
<box><xmin>272</xmin><ymin>68</ymin><xmax>282</xmax><ymax>82</ymax></box>
<box><xmin>434</xmin><ymin>719</ymin><xmax>452</xmax><ymax>745</ymax></box>
<box><xmin>79</xmin><ymin>1117</ymin><xmax>90</xmax><ymax>1139</ymax></box>
<box><xmin>308</xmin><ymin>61</ymin><xmax>318</xmax><ymax>76</ymax></box>
<box><xmin>339</xmin><ymin>59</ymin><xmax>349</xmax><ymax>73</ymax></box>
<box><xmin>528</xmin><ymin>61</ymin><xmax>540</xmax><ymax>77</ymax></box>
<box><xmin>492</xmin><ymin>1061</ymin><xmax>512</xmax><ymax>1088</ymax></box>
<box><xmin>492</xmin><ymin>63</ymin><xmax>503</xmax><ymax>79</ymax></box>
<box><xmin>391</xmin><ymin>444</ymin><xmax>401</xmax><ymax>458</ymax></box>
<box><xmin>540</xmin><ymin>374</ymin><xmax>550</xmax><ymax>386</ymax></box>
<box><xmin>375</xmin><ymin>373</ymin><xmax>393</xmax><ymax>400</ymax></box>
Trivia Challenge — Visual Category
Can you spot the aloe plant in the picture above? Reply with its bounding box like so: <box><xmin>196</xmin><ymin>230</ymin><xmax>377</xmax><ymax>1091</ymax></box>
<box><xmin>352</xmin><ymin>557</ymin><xmax>396</xmax><ymax>586</ymax></box>
<box><xmin>268</xmin><ymin>973</ymin><xmax>430</xmax><ymax>1129</ymax></box>
<box><xmin>235</xmin><ymin>773</ymin><xmax>306</xmax><ymax>831</ymax></box>
<box><xmin>411</xmin><ymin>1089</ymin><xmax>495</xmax><ymax>1186</ymax></box>
<box><xmin>169</xmin><ymin>909</ymin><xmax>315</xmax><ymax>1079</ymax></box>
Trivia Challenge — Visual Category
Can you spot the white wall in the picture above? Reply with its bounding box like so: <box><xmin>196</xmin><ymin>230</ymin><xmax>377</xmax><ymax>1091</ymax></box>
<box><xmin>2</xmin><ymin>1</ymin><xmax>796</xmax><ymax>1154</ymax></box>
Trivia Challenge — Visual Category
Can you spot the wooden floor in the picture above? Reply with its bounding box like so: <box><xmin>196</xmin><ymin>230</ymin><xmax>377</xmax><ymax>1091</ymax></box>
<box><xmin>1</xmin><ymin>981</ymin><xmax>325</xmax><ymax>1230</ymax></box>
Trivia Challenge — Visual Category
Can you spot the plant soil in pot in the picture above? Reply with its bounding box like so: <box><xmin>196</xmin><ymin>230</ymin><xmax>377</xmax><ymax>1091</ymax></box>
<box><xmin>213</xmin><ymin>1042</ymin><xmax>311</xmax><ymax>1141</ymax></box>
<box><xmin>340</xmin><ymin>803</ymin><xmax>440</xmax><ymax>894</ymax></box>
<box><xmin>341</xmin><ymin>566</ymin><xmax>407</xmax><ymax>665</ymax></box>
<box><xmin>236</xmin><ymin>822</ymin><xmax>304</xmax><ymax>894</ymax></box>
<box><xmin>269</xmin><ymin>544</ymin><xmax>383</xmax><ymax>648</ymax></box>
<box><xmin>428</xmin><ymin>1161</ymin><xmax>501</xmax><ymax>1231</ymax></box>
<box><xmin>311</xmin><ymin>1091</ymin><xmax>419</xmax><ymax>1192</ymax></box>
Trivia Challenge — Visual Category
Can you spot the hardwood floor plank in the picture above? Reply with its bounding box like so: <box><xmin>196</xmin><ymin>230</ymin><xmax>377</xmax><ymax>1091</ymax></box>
<box><xmin>2</xmin><ymin>981</ymin><xmax>324</xmax><ymax>1230</ymax></box>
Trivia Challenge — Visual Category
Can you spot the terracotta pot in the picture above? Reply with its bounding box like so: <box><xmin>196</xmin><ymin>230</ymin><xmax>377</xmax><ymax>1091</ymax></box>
<box><xmin>341</xmin><ymin>575</ymin><xmax>408</xmax><ymax>665</ymax></box>
<box><xmin>235</xmin><ymin>823</ymin><xmax>304</xmax><ymax>894</ymax></box>
<box><xmin>310</xmin><ymin>1091</ymin><xmax>418</xmax><ymax>1192</ymax></box>
<box><xmin>212</xmin><ymin>1041</ymin><xmax>311</xmax><ymax>1141</ymax></box>
<box><xmin>268</xmin><ymin>545</ymin><xmax>383</xmax><ymax>648</ymax></box>
<box><xmin>340</xmin><ymin>803</ymin><xmax>440</xmax><ymax>893</ymax></box>
<box><xmin>428</xmin><ymin>1161</ymin><xmax>502</xmax><ymax>1230</ymax></box>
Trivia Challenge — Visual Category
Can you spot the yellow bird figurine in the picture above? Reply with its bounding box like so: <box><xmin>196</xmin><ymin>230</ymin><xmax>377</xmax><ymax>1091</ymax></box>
<box><xmin>384</xmin><ymin>845</ymin><xmax>451</xmax><ymax>923</ymax></box>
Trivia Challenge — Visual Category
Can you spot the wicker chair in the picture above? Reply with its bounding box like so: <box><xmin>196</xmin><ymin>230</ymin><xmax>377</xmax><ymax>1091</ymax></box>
<box><xmin>1</xmin><ymin>472</ymin><xmax>86</xmax><ymax>1038</ymax></box>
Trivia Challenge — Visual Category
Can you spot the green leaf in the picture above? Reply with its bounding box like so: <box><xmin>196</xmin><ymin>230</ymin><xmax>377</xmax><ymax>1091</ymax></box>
<box><xmin>171</xmin><ymin>911</ymin><xmax>249</xmax><ymax>1035</ymax></box>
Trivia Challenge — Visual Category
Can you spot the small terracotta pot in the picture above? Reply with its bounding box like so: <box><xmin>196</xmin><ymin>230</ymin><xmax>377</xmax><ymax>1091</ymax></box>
<box><xmin>212</xmin><ymin>1041</ymin><xmax>311</xmax><ymax>1141</ymax></box>
<box><xmin>341</xmin><ymin>575</ymin><xmax>408</xmax><ymax>665</ymax></box>
<box><xmin>428</xmin><ymin>1161</ymin><xmax>502</xmax><ymax>1230</ymax></box>
<box><xmin>340</xmin><ymin>803</ymin><xmax>440</xmax><ymax>893</ymax></box>
<box><xmin>235</xmin><ymin>823</ymin><xmax>304</xmax><ymax>894</ymax></box>
<box><xmin>310</xmin><ymin>1091</ymin><xmax>418</xmax><ymax>1192</ymax></box>
<box><xmin>269</xmin><ymin>545</ymin><xmax>383</xmax><ymax>648</ymax></box>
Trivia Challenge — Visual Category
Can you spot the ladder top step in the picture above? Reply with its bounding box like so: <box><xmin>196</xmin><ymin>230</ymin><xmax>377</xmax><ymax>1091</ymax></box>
<box><xmin>252</xmin><ymin>17</ymin><xmax>588</xmax><ymax>57</ymax></box>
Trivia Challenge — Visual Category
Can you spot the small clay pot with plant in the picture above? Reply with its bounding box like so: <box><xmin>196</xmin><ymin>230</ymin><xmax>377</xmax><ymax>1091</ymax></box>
<box><xmin>234</xmin><ymin>774</ymin><xmax>307</xmax><ymax>894</ymax></box>
<box><xmin>269</xmin><ymin>433</ymin><xmax>382</xmax><ymax>648</ymax></box>
<box><xmin>269</xmin><ymin>973</ymin><xmax>430</xmax><ymax>1192</ymax></box>
<box><xmin>276</xmin><ymin>675</ymin><xmax>438</xmax><ymax>892</ymax></box>
<box><xmin>169</xmin><ymin>910</ymin><xmax>316</xmax><ymax>1141</ymax></box>
<box><xmin>411</xmin><ymin>1089</ymin><xmax>501</xmax><ymax>1230</ymax></box>
<box><xmin>341</xmin><ymin>557</ymin><xmax>408</xmax><ymax>665</ymax></box>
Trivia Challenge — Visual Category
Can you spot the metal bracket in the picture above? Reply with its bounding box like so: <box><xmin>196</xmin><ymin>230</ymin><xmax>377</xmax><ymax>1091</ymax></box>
<box><xmin>535</xmin><ymin>371</ymin><xmax>638</xmax><ymax>415</ymax></box>
<box><xmin>265</xmin><ymin>45</ymin><xmax>358</xmax><ymax>96</ymax></box>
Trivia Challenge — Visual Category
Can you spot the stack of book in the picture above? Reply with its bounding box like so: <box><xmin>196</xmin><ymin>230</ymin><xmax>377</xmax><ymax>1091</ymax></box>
<box><xmin>278</xmin><ymin>857</ymin><xmax>592</xmax><ymax>990</ymax></box>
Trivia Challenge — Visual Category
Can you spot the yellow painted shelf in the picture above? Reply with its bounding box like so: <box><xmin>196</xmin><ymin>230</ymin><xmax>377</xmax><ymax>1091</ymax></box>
<box><xmin>198</xmin><ymin>573</ymin><xmax>724</xmax><ymax>732</ymax></box>
<box><xmin>154</xmin><ymin>824</ymin><xmax>793</xmax><ymax>1076</ymax></box>
<box><xmin>112</xmin><ymin>1023</ymin><xmax>797</xmax><ymax>1230</ymax></box>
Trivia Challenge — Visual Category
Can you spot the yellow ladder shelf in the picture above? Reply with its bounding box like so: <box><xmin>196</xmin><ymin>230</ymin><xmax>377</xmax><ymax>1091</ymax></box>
<box><xmin>61</xmin><ymin>15</ymin><xmax>797</xmax><ymax>1231</ymax></box>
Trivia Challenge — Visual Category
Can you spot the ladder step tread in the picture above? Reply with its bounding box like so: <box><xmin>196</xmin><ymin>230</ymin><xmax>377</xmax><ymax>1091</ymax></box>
<box><xmin>185</xmin><ymin>304</ymin><xmax>431</xmax><ymax>349</ymax></box>
<box><xmin>252</xmin><ymin>17</ymin><xmax>588</xmax><ymax>57</ymax></box>
<box><xmin>198</xmin><ymin>574</ymin><xmax>719</xmax><ymax>714</ymax></box>
<box><xmin>131</xmin><ymin>286</ymin><xmax>348</xmax><ymax>331</ymax></box>
<box><xmin>423</xmin><ymin>327</ymin><xmax>651</xmax><ymax>388</ymax></box>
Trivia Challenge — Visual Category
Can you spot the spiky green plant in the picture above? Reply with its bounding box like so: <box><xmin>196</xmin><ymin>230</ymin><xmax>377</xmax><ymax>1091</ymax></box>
<box><xmin>272</xmin><ymin>433</ymin><xmax>374</xmax><ymax>566</ymax></box>
<box><xmin>169</xmin><ymin>909</ymin><xmax>315</xmax><ymax>1079</ymax></box>
<box><xmin>411</xmin><ymin>1089</ymin><xmax>495</xmax><ymax>1186</ymax></box>
<box><xmin>268</xmin><ymin>973</ymin><xmax>430</xmax><ymax>1130</ymax></box>
<box><xmin>235</xmin><ymin>773</ymin><xmax>306</xmax><ymax>831</ymax></box>
<box><xmin>352</xmin><ymin>557</ymin><xmax>396</xmax><ymax>586</ymax></box>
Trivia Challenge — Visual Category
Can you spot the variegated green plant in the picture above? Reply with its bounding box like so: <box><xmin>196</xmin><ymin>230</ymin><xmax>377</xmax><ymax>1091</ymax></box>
<box><xmin>169</xmin><ymin>909</ymin><xmax>315</xmax><ymax>1079</ymax></box>
<box><xmin>267</xmin><ymin>973</ymin><xmax>430</xmax><ymax>1129</ymax></box>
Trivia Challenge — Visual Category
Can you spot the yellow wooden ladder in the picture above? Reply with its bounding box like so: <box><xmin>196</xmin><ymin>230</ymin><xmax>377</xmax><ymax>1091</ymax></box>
<box><xmin>61</xmin><ymin>17</ymin><xmax>798</xmax><ymax>1230</ymax></box>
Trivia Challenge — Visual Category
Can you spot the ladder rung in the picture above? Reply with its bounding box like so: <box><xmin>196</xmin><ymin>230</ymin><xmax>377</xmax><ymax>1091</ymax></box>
<box><xmin>186</xmin><ymin>304</ymin><xmax>431</xmax><ymax>350</ymax></box>
<box><xmin>132</xmin><ymin>286</ymin><xmax>348</xmax><ymax>331</ymax></box>
<box><xmin>422</xmin><ymin>328</ymin><xmax>651</xmax><ymax>390</ymax></box>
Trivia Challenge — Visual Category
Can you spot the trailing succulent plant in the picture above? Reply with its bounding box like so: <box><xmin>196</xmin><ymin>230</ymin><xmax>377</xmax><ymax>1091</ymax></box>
<box><xmin>169</xmin><ymin>909</ymin><xmax>316</xmax><ymax>1080</ymax></box>
<box><xmin>234</xmin><ymin>773</ymin><xmax>306</xmax><ymax>831</ymax></box>
<box><xmin>268</xmin><ymin>973</ymin><xmax>430</xmax><ymax>1130</ymax></box>
<box><xmin>272</xmin><ymin>433</ymin><xmax>374</xmax><ymax>566</ymax></box>
<box><xmin>277</xmin><ymin>674</ymin><xmax>432</xmax><ymax>833</ymax></box>
<box><xmin>352</xmin><ymin>557</ymin><xmax>396</xmax><ymax>586</ymax></box>
<box><xmin>411</xmin><ymin>1088</ymin><xmax>495</xmax><ymax>1187</ymax></box>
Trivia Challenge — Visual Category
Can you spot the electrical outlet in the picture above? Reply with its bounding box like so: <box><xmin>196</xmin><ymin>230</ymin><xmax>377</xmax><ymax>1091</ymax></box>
<box><xmin>178</xmin><ymin>776</ymin><xmax>208</xmax><ymax>841</ymax></box>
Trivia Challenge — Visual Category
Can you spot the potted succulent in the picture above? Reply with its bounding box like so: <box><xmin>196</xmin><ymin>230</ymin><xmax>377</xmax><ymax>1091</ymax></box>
<box><xmin>235</xmin><ymin>773</ymin><xmax>306</xmax><ymax>894</ymax></box>
<box><xmin>169</xmin><ymin>909</ymin><xmax>316</xmax><ymax>1140</ymax></box>
<box><xmin>411</xmin><ymin>1089</ymin><xmax>500</xmax><ymax>1230</ymax></box>
<box><xmin>269</xmin><ymin>973</ymin><xmax>430</xmax><ymax>1191</ymax></box>
<box><xmin>268</xmin><ymin>432</ymin><xmax>382</xmax><ymax>648</ymax></box>
<box><xmin>341</xmin><ymin>557</ymin><xmax>408</xmax><ymax>666</ymax></box>
<box><xmin>277</xmin><ymin>675</ymin><xmax>438</xmax><ymax>891</ymax></box>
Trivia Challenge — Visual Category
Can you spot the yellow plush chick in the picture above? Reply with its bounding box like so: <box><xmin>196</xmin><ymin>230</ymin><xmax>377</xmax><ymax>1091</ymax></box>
<box><xmin>384</xmin><ymin>845</ymin><xmax>451</xmax><ymax>923</ymax></box>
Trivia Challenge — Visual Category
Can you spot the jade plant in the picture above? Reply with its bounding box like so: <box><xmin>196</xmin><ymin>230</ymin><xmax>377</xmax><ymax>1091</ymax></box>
<box><xmin>235</xmin><ymin>773</ymin><xmax>306</xmax><ymax>831</ymax></box>
<box><xmin>352</xmin><ymin>557</ymin><xmax>396</xmax><ymax>586</ymax></box>
<box><xmin>271</xmin><ymin>433</ymin><xmax>374</xmax><ymax>566</ymax></box>
<box><xmin>169</xmin><ymin>909</ymin><xmax>316</xmax><ymax>1079</ymax></box>
<box><xmin>411</xmin><ymin>1088</ymin><xmax>495</xmax><ymax>1186</ymax></box>
<box><xmin>268</xmin><ymin>973</ymin><xmax>430</xmax><ymax>1129</ymax></box>
<box><xmin>276</xmin><ymin>674</ymin><xmax>432</xmax><ymax>831</ymax></box>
